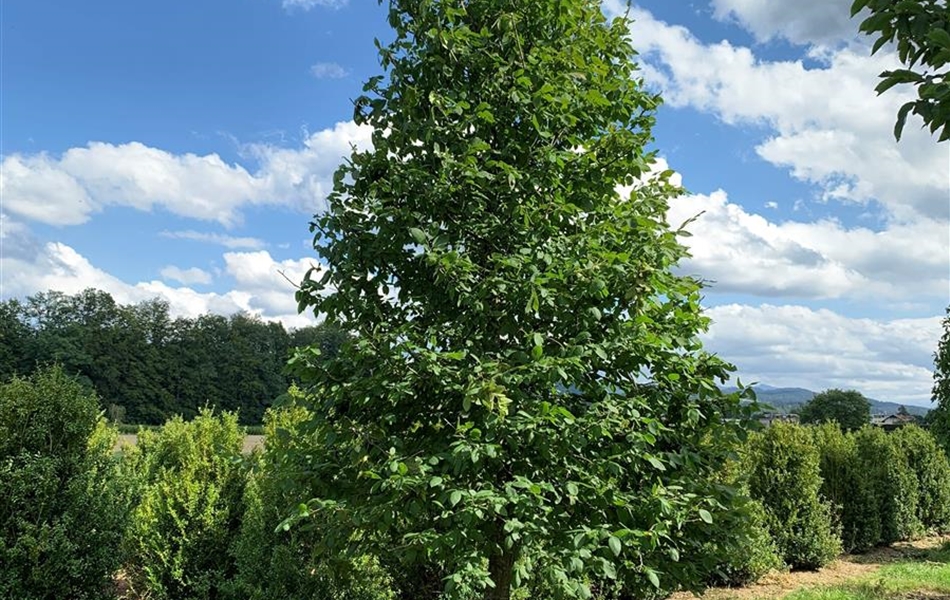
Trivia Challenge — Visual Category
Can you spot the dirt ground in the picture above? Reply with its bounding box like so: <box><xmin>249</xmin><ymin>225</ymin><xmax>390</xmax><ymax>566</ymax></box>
<box><xmin>114</xmin><ymin>434</ymin><xmax>264</xmax><ymax>454</ymax></box>
<box><xmin>672</xmin><ymin>537</ymin><xmax>950</xmax><ymax>600</ymax></box>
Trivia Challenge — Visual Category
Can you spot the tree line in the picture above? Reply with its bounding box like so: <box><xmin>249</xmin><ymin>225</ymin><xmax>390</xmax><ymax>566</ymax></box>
<box><xmin>0</xmin><ymin>288</ymin><xmax>343</xmax><ymax>424</ymax></box>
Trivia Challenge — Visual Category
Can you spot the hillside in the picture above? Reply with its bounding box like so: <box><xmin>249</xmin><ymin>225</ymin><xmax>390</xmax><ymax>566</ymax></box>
<box><xmin>725</xmin><ymin>385</ymin><xmax>931</xmax><ymax>416</ymax></box>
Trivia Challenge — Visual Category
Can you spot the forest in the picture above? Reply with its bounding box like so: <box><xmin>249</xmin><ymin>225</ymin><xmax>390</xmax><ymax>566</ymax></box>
<box><xmin>0</xmin><ymin>288</ymin><xmax>341</xmax><ymax>424</ymax></box>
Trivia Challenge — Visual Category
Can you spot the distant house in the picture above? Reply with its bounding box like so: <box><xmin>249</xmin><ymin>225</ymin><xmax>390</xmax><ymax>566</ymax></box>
<box><xmin>757</xmin><ymin>412</ymin><xmax>800</xmax><ymax>427</ymax></box>
<box><xmin>870</xmin><ymin>410</ymin><xmax>916</xmax><ymax>430</ymax></box>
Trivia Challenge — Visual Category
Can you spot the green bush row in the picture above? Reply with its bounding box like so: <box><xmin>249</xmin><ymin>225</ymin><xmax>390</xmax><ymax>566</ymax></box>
<box><xmin>709</xmin><ymin>420</ymin><xmax>950</xmax><ymax>587</ymax></box>
<box><xmin>5</xmin><ymin>367</ymin><xmax>950</xmax><ymax>599</ymax></box>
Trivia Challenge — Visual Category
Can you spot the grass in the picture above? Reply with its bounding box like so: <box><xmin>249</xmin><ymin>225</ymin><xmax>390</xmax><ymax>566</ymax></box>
<box><xmin>785</xmin><ymin>544</ymin><xmax>950</xmax><ymax>600</ymax></box>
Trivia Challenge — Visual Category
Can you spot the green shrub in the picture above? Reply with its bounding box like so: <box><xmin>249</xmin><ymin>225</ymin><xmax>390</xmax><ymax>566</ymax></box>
<box><xmin>705</xmin><ymin>495</ymin><xmax>782</xmax><ymax>586</ymax></box>
<box><xmin>746</xmin><ymin>423</ymin><xmax>841</xmax><ymax>570</ymax></box>
<box><xmin>229</xmin><ymin>394</ymin><xmax>396</xmax><ymax>600</ymax></box>
<box><xmin>0</xmin><ymin>366</ymin><xmax>133</xmax><ymax>600</ymax></box>
<box><xmin>124</xmin><ymin>409</ymin><xmax>248</xmax><ymax>600</ymax></box>
<box><xmin>853</xmin><ymin>426</ymin><xmax>922</xmax><ymax>543</ymax></box>
<box><xmin>890</xmin><ymin>425</ymin><xmax>950</xmax><ymax>533</ymax></box>
<box><xmin>811</xmin><ymin>423</ymin><xmax>880</xmax><ymax>552</ymax></box>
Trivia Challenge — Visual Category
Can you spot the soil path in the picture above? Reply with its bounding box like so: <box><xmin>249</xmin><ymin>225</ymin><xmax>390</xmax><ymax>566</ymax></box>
<box><xmin>673</xmin><ymin>537</ymin><xmax>950</xmax><ymax>600</ymax></box>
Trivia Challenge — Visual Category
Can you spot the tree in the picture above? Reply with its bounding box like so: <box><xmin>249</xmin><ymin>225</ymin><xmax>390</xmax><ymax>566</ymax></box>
<box><xmin>927</xmin><ymin>309</ymin><xmax>950</xmax><ymax>451</ymax></box>
<box><xmin>852</xmin><ymin>0</ymin><xmax>950</xmax><ymax>141</ymax></box>
<box><xmin>798</xmin><ymin>389</ymin><xmax>871</xmax><ymax>431</ymax></box>
<box><xmin>290</xmin><ymin>2</ymin><xmax>752</xmax><ymax>599</ymax></box>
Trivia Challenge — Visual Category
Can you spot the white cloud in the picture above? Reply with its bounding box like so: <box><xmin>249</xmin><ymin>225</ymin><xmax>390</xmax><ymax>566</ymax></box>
<box><xmin>668</xmin><ymin>189</ymin><xmax>950</xmax><ymax>301</ymax></box>
<box><xmin>160</xmin><ymin>230</ymin><xmax>267</xmax><ymax>250</ymax></box>
<box><xmin>607</xmin><ymin>2</ymin><xmax>950</xmax><ymax>222</ymax></box>
<box><xmin>282</xmin><ymin>0</ymin><xmax>347</xmax><ymax>10</ymax></box>
<box><xmin>704</xmin><ymin>304</ymin><xmax>941</xmax><ymax>405</ymax></box>
<box><xmin>764</xmin><ymin>201</ymin><xmax>778</xmax><ymax>209</ymax></box>
<box><xmin>0</xmin><ymin>222</ymin><xmax>320</xmax><ymax>327</ymax></box>
<box><xmin>310</xmin><ymin>62</ymin><xmax>348</xmax><ymax>79</ymax></box>
<box><xmin>710</xmin><ymin>0</ymin><xmax>857</xmax><ymax>46</ymax></box>
<box><xmin>0</xmin><ymin>121</ymin><xmax>372</xmax><ymax>228</ymax></box>
<box><xmin>160</xmin><ymin>265</ymin><xmax>213</xmax><ymax>286</ymax></box>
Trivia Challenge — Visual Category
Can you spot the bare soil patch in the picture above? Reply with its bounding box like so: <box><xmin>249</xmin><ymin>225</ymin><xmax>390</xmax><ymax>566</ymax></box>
<box><xmin>673</xmin><ymin>537</ymin><xmax>950</xmax><ymax>600</ymax></box>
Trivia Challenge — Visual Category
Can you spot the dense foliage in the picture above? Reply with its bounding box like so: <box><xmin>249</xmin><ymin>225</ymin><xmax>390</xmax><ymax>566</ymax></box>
<box><xmin>798</xmin><ymin>389</ymin><xmax>871</xmax><ymax>432</ymax></box>
<box><xmin>853</xmin><ymin>426</ymin><xmax>922</xmax><ymax>544</ymax></box>
<box><xmin>123</xmin><ymin>410</ymin><xmax>249</xmax><ymax>600</ymax></box>
<box><xmin>891</xmin><ymin>425</ymin><xmax>950</xmax><ymax>533</ymax></box>
<box><xmin>0</xmin><ymin>289</ymin><xmax>344</xmax><ymax>424</ymax></box>
<box><xmin>230</xmin><ymin>394</ymin><xmax>396</xmax><ymax>600</ymax></box>
<box><xmin>928</xmin><ymin>309</ymin><xmax>950</xmax><ymax>452</ymax></box>
<box><xmin>811</xmin><ymin>423</ymin><xmax>880</xmax><ymax>553</ymax></box>
<box><xmin>289</xmin><ymin>1</ymin><xmax>753</xmax><ymax>598</ymax></box>
<box><xmin>852</xmin><ymin>0</ymin><xmax>950</xmax><ymax>141</ymax></box>
<box><xmin>0</xmin><ymin>366</ymin><xmax>132</xmax><ymax>600</ymax></box>
<box><xmin>745</xmin><ymin>423</ymin><xmax>841</xmax><ymax>570</ymax></box>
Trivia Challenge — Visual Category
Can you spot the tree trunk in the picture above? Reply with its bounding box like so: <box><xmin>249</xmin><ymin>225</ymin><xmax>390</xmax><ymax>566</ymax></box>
<box><xmin>483</xmin><ymin>527</ymin><xmax>518</xmax><ymax>600</ymax></box>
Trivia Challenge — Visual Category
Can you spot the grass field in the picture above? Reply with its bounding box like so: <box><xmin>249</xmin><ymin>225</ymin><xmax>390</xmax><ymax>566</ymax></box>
<box><xmin>677</xmin><ymin>538</ymin><xmax>950</xmax><ymax>600</ymax></box>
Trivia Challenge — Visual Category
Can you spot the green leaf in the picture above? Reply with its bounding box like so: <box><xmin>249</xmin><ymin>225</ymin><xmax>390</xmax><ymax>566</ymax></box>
<box><xmin>646</xmin><ymin>568</ymin><xmax>660</xmax><ymax>589</ymax></box>
<box><xmin>929</xmin><ymin>29</ymin><xmax>950</xmax><ymax>50</ymax></box>
<box><xmin>449</xmin><ymin>490</ymin><xmax>462</xmax><ymax>507</ymax></box>
<box><xmin>698</xmin><ymin>509</ymin><xmax>713</xmax><ymax>524</ymax></box>
<box><xmin>409</xmin><ymin>227</ymin><xmax>426</xmax><ymax>244</ymax></box>
<box><xmin>429</xmin><ymin>476</ymin><xmax>443</xmax><ymax>488</ymax></box>
<box><xmin>608</xmin><ymin>535</ymin><xmax>622</xmax><ymax>556</ymax></box>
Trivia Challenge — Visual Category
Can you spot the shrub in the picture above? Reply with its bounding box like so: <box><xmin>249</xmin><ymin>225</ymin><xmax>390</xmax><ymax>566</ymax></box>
<box><xmin>124</xmin><ymin>409</ymin><xmax>248</xmax><ymax>600</ymax></box>
<box><xmin>853</xmin><ymin>426</ymin><xmax>922</xmax><ymax>543</ymax></box>
<box><xmin>811</xmin><ymin>422</ymin><xmax>880</xmax><ymax>552</ymax></box>
<box><xmin>0</xmin><ymin>366</ymin><xmax>133</xmax><ymax>600</ymax></box>
<box><xmin>745</xmin><ymin>422</ymin><xmax>841</xmax><ymax>570</ymax></box>
<box><xmin>890</xmin><ymin>425</ymin><xmax>950</xmax><ymax>533</ymax></box>
<box><xmin>705</xmin><ymin>494</ymin><xmax>782</xmax><ymax>586</ymax></box>
<box><xmin>229</xmin><ymin>394</ymin><xmax>396</xmax><ymax>600</ymax></box>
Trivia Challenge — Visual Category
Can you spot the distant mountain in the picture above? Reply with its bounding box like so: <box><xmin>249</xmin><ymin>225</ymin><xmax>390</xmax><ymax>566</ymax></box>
<box><xmin>722</xmin><ymin>386</ymin><xmax>931</xmax><ymax>417</ymax></box>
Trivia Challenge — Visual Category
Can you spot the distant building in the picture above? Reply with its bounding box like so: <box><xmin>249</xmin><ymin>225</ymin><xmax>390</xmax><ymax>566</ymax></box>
<box><xmin>757</xmin><ymin>412</ymin><xmax>800</xmax><ymax>427</ymax></box>
<box><xmin>870</xmin><ymin>411</ymin><xmax>916</xmax><ymax>430</ymax></box>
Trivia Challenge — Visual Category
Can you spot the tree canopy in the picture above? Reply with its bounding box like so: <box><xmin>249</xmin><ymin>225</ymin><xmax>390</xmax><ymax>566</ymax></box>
<box><xmin>798</xmin><ymin>389</ymin><xmax>871</xmax><ymax>431</ymax></box>
<box><xmin>290</xmin><ymin>1</ymin><xmax>751</xmax><ymax>599</ymax></box>
<box><xmin>0</xmin><ymin>288</ymin><xmax>340</xmax><ymax>424</ymax></box>
<box><xmin>852</xmin><ymin>0</ymin><xmax>950</xmax><ymax>141</ymax></box>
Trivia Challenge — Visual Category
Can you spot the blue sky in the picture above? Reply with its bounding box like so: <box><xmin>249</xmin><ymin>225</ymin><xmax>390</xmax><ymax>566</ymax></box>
<box><xmin>2</xmin><ymin>0</ymin><xmax>948</xmax><ymax>405</ymax></box>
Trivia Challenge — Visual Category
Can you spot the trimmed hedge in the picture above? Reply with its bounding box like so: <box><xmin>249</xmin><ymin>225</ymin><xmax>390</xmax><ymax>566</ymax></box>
<box><xmin>891</xmin><ymin>425</ymin><xmax>950</xmax><ymax>533</ymax></box>
<box><xmin>0</xmin><ymin>366</ymin><xmax>133</xmax><ymax>600</ymax></box>
<box><xmin>811</xmin><ymin>423</ymin><xmax>880</xmax><ymax>553</ymax></box>
<box><xmin>853</xmin><ymin>426</ymin><xmax>922</xmax><ymax>544</ymax></box>
<box><xmin>745</xmin><ymin>422</ymin><xmax>841</xmax><ymax>570</ymax></box>
<box><xmin>123</xmin><ymin>409</ymin><xmax>248</xmax><ymax>600</ymax></box>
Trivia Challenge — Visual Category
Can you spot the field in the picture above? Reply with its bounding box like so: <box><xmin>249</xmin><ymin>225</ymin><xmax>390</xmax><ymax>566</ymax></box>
<box><xmin>678</xmin><ymin>537</ymin><xmax>950</xmax><ymax>600</ymax></box>
<box><xmin>115</xmin><ymin>434</ymin><xmax>265</xmax><ymax>454</ymax></box>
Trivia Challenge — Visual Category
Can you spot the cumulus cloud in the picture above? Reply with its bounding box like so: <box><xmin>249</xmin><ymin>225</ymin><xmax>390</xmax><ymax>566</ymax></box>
<box><xmin>710</xmin><ymin>0</ymin><xmax>857</xmax><ymax>46</ymax></box>
<box><xmin>1</xmin><ymin>221</ymin><xmax>320</xmax><ymax>327</ymax></box>
<box><xmin>310</xmin><ymin>62</ymin><xmax>349</xmax><ymax>79</ymax></box>
<box><xmin>160</xmin><ymin>230</ymin><xmax>267</xmax><ymax>250</ymax></box>
<box><xmin>668</xmin><ymin>188</ymin><xmax>950</xmax><ymax>301</ymax></box>
<box><xmin>607</xmin><ymin>2</ymin><xmax>950</xmax><ymax>222</ymax></box>
<box><xmin>704</xmin><ymin>303</ymin><xmax>942</xmax><ymax>405</ymax></box>
<box><xmin>160</xmin><ymin>266</ymin><xmax>213</xmax><ymax>286</ymax></box>
<box><xmin>0</xmin><ymin>121</ymin><xmax>372</xmax><ymax>228</ymax></box>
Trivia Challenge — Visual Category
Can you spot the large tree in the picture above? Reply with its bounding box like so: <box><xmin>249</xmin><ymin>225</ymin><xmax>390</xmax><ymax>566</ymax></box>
<box><xmin>290</xmin><ymin>1</ymin><xmax>751</xmax><ymax>599</ymax></box>
<box><xmin>852</xmin><ymin>0</ymin><xmax>950</xmax><ymax>141</ymax></box>
<box><xmin>798</xmin><ymin>389</ymin><xmax>871</xmax><ymax>431</ymax></box>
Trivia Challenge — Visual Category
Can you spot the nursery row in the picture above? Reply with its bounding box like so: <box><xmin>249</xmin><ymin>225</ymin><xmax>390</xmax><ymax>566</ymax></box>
<box><xmin>4</xmin><ymin>367</ymin><xmax>949</xmax><ymax>600</ymax></box>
